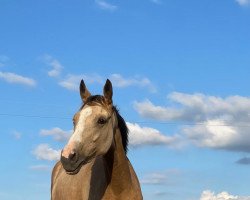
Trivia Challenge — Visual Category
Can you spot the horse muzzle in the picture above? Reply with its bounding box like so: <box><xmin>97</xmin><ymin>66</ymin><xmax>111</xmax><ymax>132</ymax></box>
<box><xmin>60</xmin><ymin>149</ymin><xmax>85</xmax><ymax>175</ymax></box>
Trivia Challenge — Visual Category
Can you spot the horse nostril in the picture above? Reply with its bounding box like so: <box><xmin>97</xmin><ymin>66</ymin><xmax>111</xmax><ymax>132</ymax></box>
<box><xmin>68</xmin><ymin>150</ymin><xmax>78</xmax><ymax>162</ymax></box>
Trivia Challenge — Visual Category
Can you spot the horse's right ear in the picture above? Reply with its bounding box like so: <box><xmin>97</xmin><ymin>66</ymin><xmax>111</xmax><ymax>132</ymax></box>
<box><xmin>80</xmin><ymin>80</ymin><xmax>91</xmax><ymax>103</ymax></box>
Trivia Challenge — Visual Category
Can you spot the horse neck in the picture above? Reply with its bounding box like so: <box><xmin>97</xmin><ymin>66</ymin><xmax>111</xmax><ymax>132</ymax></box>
<box><xmin>104</xmin><ymin>128</ymin><xmax>131</xmax><ymax>194</ymax></box>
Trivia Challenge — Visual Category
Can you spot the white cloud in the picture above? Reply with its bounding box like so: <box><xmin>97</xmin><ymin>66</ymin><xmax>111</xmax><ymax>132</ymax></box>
<box><xmin>0</xmin><ymin>55</ymin><xmax>9</xmax><ymax>67</ymax></box>
<box><xmin>59</xmin><ymin>74</ymin><xmax>81</xmax><ymax>91</ymax></box>
<box><xmin>95</xmin><ymin>0</ymin><xmax>118</xmax><ymax>11</ymax></box>
<box><xmin>59</xmin><ymin>74</ymin><xmax>103</xmax><ymax>91</ymax></box>
<box><xmin>236</xmin><ymin>157</ymin><xmax>250</xmax><ymax>165</ymax></box>
<box><xmin>32</xmin><ymin>144</ymin><xmax>60</xmax><ymax>161</ymax></box>
<box><xmin>40</xmin><ymin>127</ymin><xmax>71</xmax><ymax>142</ymax></box>
<box><xmin>0</xmin><ymin>71</ymin><xmax>36</xmax><ymax>87</ymax></box>
<box><xmin>127</xmin><ymin>122</ymin><xmax>181</xmax><ymax>147</ymax></box>
<box><xmin>134</xmin><ymin>99</ymin><xmax>182</xmax><ymax>121</ymax></box>
<box><xmin>29</xmin><ymin>165</ymin><xmax>51</xmax><ymax>171</ymax></box>
<box><xmin>200</xmin><ymin>190</ymin><xmax>250</xmax><ymax>200</ymax></box>
<box><xmin>150</xmin><ymin>0</ymin><xmax>162</xmax><ymax>4</ymax></box>
<box><xmin>58</xmin><ymin>73</ymin><xmax>155</xmax><ymax>92</ymax></box>
<box><xmin>12</xmin><ymin>131</ymin><xmax>22</xmax><ymax>140</ymax></box>
<box><xmin>140</xmin><ymin>169</ymin><xmax>180</xmax><ymax>185</ymax></box>
<box><xmin>110</xmin><ymin>74</ymin><xmax>156</xmax><ymax>92</ymax></box>
<box><xmin>134</xmin><ymin>92</ymin><xmax>250</xmax><ymax>152</ymax></box>
<box><xmin>42</xmin><ymin>55</ymin><xmax>63</xmax><ymax>77</ymax></box>
<box><xmin>235</xmin><ymin>0</ymin><xmax>250</xmax><ymax>6</ymax></box>
<box><xmin>183</xmin><ymin>119</ymin><xmax>249</xmax><ymax>151</ymax></box>
<box><xmin>153</xmin><ymin>191</ymin><xmax>167</xmax><ymax>196</ymax></box>
<box><xmin>140</xmin><ymin>172</ymin><xmax>168</xmax><ymax>185</ymax></box>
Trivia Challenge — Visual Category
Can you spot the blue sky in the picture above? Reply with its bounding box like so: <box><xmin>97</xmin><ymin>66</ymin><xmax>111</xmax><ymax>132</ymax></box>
<box><xmin>1</xmin><ymin>0</ymin><xmax>250</xmax><ymax>199</ymax></box>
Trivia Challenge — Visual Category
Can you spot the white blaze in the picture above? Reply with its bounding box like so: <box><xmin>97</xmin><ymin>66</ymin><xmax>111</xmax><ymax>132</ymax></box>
<box><xmin>69</xmin><ymin>107</ymin><xmax>93</xmax><ymax>143</ymax></box>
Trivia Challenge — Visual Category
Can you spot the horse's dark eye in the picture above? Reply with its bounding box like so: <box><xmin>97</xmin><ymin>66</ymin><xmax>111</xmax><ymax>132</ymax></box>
<box><xmin>97</xmin><ymin>117</ymin><xmax>107</xmax><ymax>125</ymax></box>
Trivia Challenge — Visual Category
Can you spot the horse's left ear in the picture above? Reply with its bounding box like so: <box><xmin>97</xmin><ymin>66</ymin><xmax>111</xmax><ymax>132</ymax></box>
<box><xmin>80</xmin><ymin>79</ymin><xmax>91</xmax><ymax>103</ymax></box>
<box><xmin>103</xmin><ymin>79</ymin><xmax>113</xmax><ymax>105</ymax></box>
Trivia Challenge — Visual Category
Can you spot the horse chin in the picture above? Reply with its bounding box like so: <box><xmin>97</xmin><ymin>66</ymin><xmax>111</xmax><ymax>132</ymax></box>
<box><xmin>65</xmin><ymin>160</ymin><xmax>85</xmax><ymax>175</ymax></box>
<box><xmin>65</xmin><ymin>165</ymin><xmax>82</xmax><ymax>175</ymax></box>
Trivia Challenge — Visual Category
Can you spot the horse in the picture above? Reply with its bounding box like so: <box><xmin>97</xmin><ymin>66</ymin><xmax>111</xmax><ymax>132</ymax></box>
<box><xmin>51</xmin><ymin>79</ymin><xmax>143</xmax><ymax>200</ymax></box>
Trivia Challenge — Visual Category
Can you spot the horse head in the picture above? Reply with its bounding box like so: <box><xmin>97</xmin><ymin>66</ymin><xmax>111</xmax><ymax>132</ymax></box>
<box><xmin>61</xmin><ymin>79</ymin><xmax>118</xmax><ymax>174</ymax></box>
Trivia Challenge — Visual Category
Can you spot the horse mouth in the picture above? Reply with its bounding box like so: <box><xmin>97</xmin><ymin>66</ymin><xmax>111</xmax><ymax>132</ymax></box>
<box><xmin>64</xmin><ymin>160</ymin><xmax>86</xmax><ymax>175</ymax></box>
<box><xmin>64</xmin><ymin>156</ymin><xmax>94</xmax><ymax>175</ymax></box>
<box><xmin>61</xmin><ymin>153</ymin><xmax>96</xmax><ymax>175</ymax></box>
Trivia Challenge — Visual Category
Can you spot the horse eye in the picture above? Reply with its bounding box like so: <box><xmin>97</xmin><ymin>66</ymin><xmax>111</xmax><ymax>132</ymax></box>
<box><xmin>97</xmin><ymin>117</ymin><xmax>107</xmax><ymax>125</ymax></box>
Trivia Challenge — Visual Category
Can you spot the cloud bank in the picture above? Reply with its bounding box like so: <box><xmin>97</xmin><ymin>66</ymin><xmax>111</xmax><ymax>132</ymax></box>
<box><xmin>134</xmin><ymin>92</ymin><xmax>250</xmax><ymax>152</ymax></box>
<box><xmin>127</xmin><ymin>122</ymin><xmax>180</xmax><ymax>148</ymax></box>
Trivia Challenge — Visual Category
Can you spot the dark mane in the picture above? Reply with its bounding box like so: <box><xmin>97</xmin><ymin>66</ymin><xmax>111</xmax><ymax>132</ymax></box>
<box><xmin>113</xmin><ymin>106</ymin><xmax>129</xmax><ymax>154</ymax></box>
<box><xmin>83</xmin><ymin>95</ymin><xmax>129</xmax><ymax>154</ymax></box>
